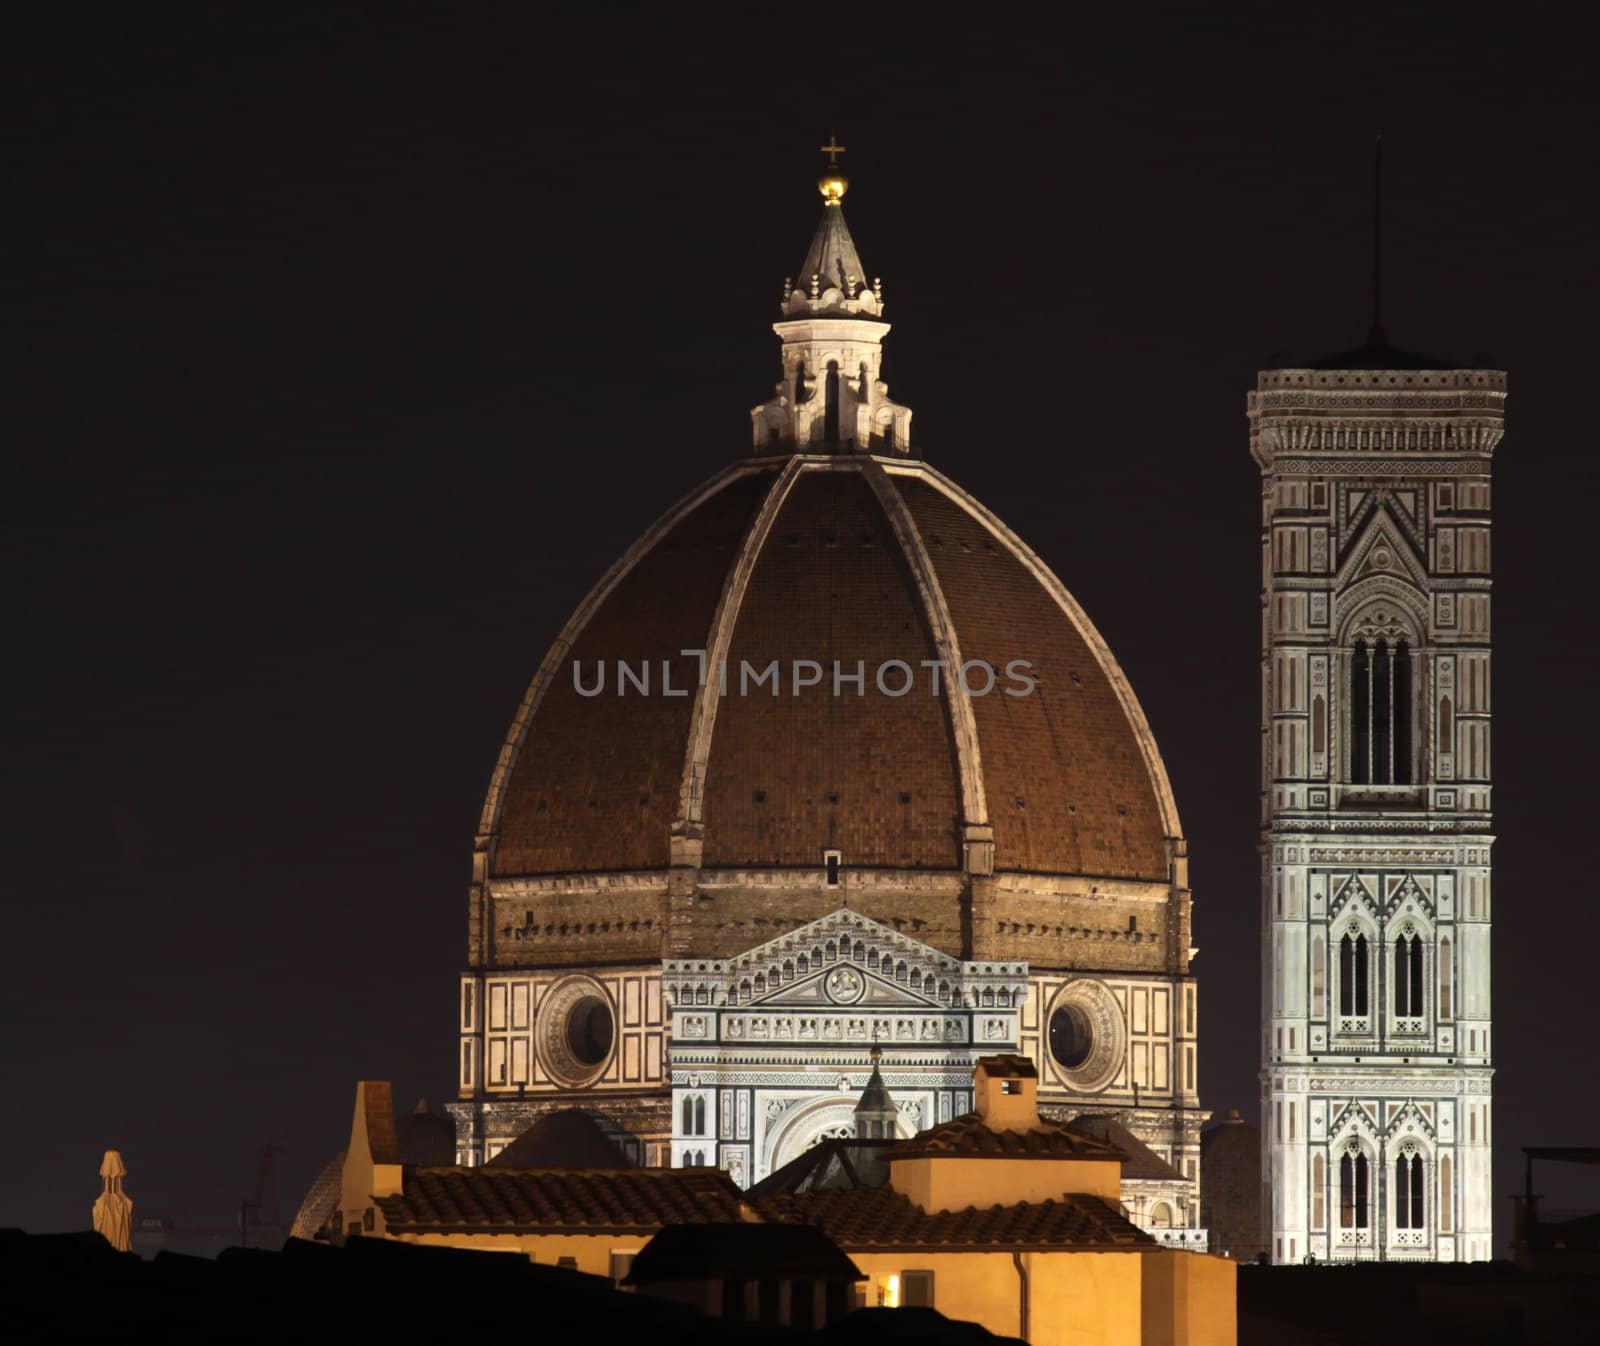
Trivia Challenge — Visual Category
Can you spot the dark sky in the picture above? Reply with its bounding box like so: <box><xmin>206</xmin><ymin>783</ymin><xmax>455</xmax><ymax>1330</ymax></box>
<box><xmin>6</xmin><ymin>8</ymin><xmax>1598</xmax><ymax>1236</ymax></box>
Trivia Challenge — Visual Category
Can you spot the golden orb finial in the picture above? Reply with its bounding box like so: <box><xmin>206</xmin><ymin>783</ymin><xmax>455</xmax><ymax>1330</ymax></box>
<box><xmin>818</xmin><ymin>134</ymin><xmax>848</xmax><ymax>205</ymax></box>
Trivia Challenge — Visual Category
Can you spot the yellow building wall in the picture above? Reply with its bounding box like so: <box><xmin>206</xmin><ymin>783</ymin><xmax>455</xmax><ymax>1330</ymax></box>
<box><xmin>389</xmin><ymin>1229</ymin><xmax>649</xmax><ymax>1279</ymax></box>
<box><xmin>1139</xmin><ymin>1250</ymin><xmax>1236</xmax><ymax>1346</ymax></box>
<box><xmin>850</xmin><ymin>1250</ymin><xmax>1144</xmax><ymax>1346</ymax></box>
<box><xmin>892</xmin><ymin>1156</ymin><xmax>1123</xmax><ymax>1212</ymax></box>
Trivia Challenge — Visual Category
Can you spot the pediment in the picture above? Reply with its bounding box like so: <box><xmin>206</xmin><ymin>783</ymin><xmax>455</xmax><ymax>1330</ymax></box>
<box><xmin>1336</xmin><ymin>507</ymin><xmax>1428</xmax><ymax>594</ymax></box>
<box><xmin>1330</xmin><ymin>876</ymin><xmax>1378</xmax><ymax>921</ymax></box>
<box><xmin>1382</xmin><ymin>1101</ymin><xmax>1437</xmax><ymax>1141</ymax></box>
<box><xmin>1330</xmin><ymin>1100</ymin><xmax>1380</xmax><ymax>1138</ymax></box>
<box><xmin>664</xmin><ymin>906</ymin><xmax>1022</xmax><ymax>1012</ymax></box>
<box><xmin>750</xmin><ymin>965</ymin><xmax>938</xmax><ymax>1010</ymax></box>
<box><xmin>736</xmin><ymin>908</ymin><xmax>962</xmax><ymax>974</ymax></box>
<box><xmin>1383</xmin><ymin>874</ymin><xmax>1435</xmax><ymax>920</ymax></box>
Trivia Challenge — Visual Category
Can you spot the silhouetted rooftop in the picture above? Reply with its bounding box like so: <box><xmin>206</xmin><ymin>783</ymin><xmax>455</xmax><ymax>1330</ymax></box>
<box><xmin>624</xmin><ymin>1222</ymin><xmax>863</xmax><ymax>1285</ymax></box>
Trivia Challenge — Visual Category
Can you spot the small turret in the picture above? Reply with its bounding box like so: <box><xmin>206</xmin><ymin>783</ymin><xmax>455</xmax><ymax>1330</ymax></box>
<box><xmin>853</xmin><ymin>1047</ymin><xmax>899</xmax><ymax>1141</ymax></box>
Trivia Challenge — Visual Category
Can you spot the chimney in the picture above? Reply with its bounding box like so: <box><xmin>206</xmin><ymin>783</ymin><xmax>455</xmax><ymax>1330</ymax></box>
<box><xmin>973</xmin><ymin>1055</ymin><xmax>1039</xmax><ymax>1132</ymax></box>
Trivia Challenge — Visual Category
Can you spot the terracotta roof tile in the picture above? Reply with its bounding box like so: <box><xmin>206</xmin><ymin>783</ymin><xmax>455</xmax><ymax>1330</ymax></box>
<box><xmin>494</xmin><ymin>470</ymin><xmax>775</xmax><ymax>876</ymax></box>
<box><xmin>976</xmin><ymin>1054</ymin><xmax>1036</xmax><ymax>1079</ymax></box>
<box><xmin>758</xmin><ymin>1187</ymin><xmax>1153</xmax><ymax>1251</ymax></box>
<box><xmin>900</xmin><ymin>478</ymin><xmax>1170</xmax><ymax>880</ymax></box>
<box><xmin>885</xmin><ymin>1114</ymin><xmax>1126</xmax><ymax>1162</ymax></box>
<box><xmin>702</xmin><ymin>469</ymin><xmax>962</xmax><ymax>871</ymax></box>
<box><xmin>375</xmin><ymin>1167</ymin><xmax>748</xmax><ymax>1234</ymax></box>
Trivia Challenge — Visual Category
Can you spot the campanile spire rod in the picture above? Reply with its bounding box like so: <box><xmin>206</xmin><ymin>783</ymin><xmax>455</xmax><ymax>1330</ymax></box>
<box><xmin>1369</xmin><ymin>133</ymin><xmax>1385</xmax><ymax>347</ymax></box>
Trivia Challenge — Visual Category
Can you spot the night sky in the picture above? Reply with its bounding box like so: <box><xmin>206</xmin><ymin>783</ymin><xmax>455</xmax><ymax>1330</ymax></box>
<box><xmin>7</xmin><ymin>9</ymin><xmax>1597</xmax><ymax>1236</ymax></box>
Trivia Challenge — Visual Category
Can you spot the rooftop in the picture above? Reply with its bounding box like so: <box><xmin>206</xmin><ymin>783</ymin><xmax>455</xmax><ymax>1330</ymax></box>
<box><xmin>886</xmin><ymin>1113</ymin><xmax>1126</xmax><ymax>1163</ymax></box>
<box><xmin>624</xmin><ymin>1222</ymin><xmax>863</xmax><ymax>1285</ymax></box>
<box><xmin>375</xmin><ymin>1167</ymin><xmax>748</xmax><ymax>1234</ymax></box>
<box><xmin>760</xmin><ymin>1187</ymin><xmax>1153</xmax><ymax>1251</ymax></box>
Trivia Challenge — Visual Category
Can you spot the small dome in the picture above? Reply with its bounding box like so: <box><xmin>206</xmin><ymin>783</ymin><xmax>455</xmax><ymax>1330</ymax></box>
<box><xmin>290</xmin><ymin>1101</ymin><xmax>458</xmax><ymax>1241</ymax></box>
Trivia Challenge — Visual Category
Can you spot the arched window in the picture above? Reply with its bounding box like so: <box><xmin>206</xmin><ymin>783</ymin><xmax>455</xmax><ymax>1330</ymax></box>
<box><xmin>694</xmin><ymin>1097</ymin><xmax>707</xmax><ymax>1136</ymax></box>
<box><xmin>1438</xmin><ymin>696</ymin><xmax>1454</xmax><ymax>757</ymax></box>
<box><xmin>1149</xmin><ymin>1202</ymin><xmax>1174</xmax><ymax>1228</ymax></box>
<box><xmin>1352</xmin><ymin>642</ymin><xmax>1370</xmax><ymax>783</ymax></box>
<box><xmin>1312</xmin><ymin>694</ymin><xmax>1327</xmax><ymax>757</ymax></box>
<box><xmin>682</xmin><ymin>1096</ymin><xmax>694</xmax><ymax>1135</ymax></box>
<box><xmin>1312</xmin><ymin>1152</ymin><xmax>1327</xmax><ymax>1230</ymax></box>
<box><xmin>1339</xmin><ymin>933</ymin><xmax>1370</xmax><ymax>1018</ymax></box>
<box><xmin>1340</xmin><ymin>1151</ymin><xmax>1370</xmax><ymax>1229</ymax></box>
<box><xmin>824</xmin><ymin>361</ymin><xmax>840</xmax><ymax>440</ymax></box>
<box><xmin>1438</xmin><ymin>936</ymin><xmax>1452</xmax><ymax>1019</ymax></box>
<box><xmin>1394</xmin><ymin>934</ymin><xmax>1424</xmax><ymax>1016</ymax></box>
<box><xmin>1348</xmin><ymin>624</ymin><xmax>1415</xmax><ymax>785</ymax></box>
<box><xmin>1395</xmin><ymin>1153</ymin><xmax>1425</xmax><ymax>1229</ymax></box>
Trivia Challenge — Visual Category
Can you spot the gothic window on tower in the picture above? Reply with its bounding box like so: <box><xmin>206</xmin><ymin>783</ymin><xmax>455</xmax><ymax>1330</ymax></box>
<box><xmin>1340</xmin><ymin>1150</ymin><xmax>1370</xmax><ymax>1231</ymax></box>
<box><xmin>1338</xmin><ymin>930</ymin><xmax>1370</xmax><ymax>1029</ymax></box>
<box><xmin>1393</xmin><ymin>930</ymin><xmax>1425</xmax><ymax>1020</ymax></box>
<box><xmin>1395</xmin><ymin>1152</ymin><xmax>1426</xmax><ymax>1230</ymax></box>
<box><xmin>1346</xmin><ymin>613</ymin><xmax>1417</xmax><ymax>786</ymax></box>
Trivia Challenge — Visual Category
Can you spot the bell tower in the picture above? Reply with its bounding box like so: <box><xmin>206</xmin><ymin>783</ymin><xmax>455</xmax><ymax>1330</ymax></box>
<box><xmin>1250</xmin><ymin>339</ymin><xmax>1504</xmax><ymax>1263</ymax></box>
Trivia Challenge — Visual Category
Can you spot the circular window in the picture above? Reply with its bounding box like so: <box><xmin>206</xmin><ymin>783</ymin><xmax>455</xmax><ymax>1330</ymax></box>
<box><xmin>535</xmin><ymin>976</ymin><xmax>616</xmax><ymax>1087</ymax></box>
<box><xmin>566</xmin><ymin>995</ymin><xmax>614</xmax><ymax>1066</ymax></box>
<box><xmin>1049</xmin><ymin>1004</ymin><xmax>1093</xmax><ymax>1069</ymax></box>
<box><xmin>1042</xmin><ymin>979</ymin><xmax>1125</xmax><ymax>1093</ymax></box>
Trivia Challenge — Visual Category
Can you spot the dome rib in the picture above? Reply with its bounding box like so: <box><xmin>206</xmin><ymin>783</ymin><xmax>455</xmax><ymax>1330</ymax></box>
<box><xmin>480</xmin><ymin>453</ymin><xmax>1180</xmax><ymax>897</ymax></box>
<box><xmin>476</xmin><ymin>460</ymin><xmax>776</xmax><ymax>865</ymax></box>
<box><xmin>695</xmin><ymin>463</ymin><xmax>965</xmax><ymax>877</ymax></box>
<box><xmin>889</xmin><ymin>461</ymin><xmax>1183</xmax><ymax>853</ymax></box>
<box><xmin>860</xmin><ymin>457</ymin><xmax>990</xmax><ymax>838</ymax></box>
<box><xmin>672</xmin><ymin>456</ymin><xmax>808</xmax><ymax>851</ymax></box>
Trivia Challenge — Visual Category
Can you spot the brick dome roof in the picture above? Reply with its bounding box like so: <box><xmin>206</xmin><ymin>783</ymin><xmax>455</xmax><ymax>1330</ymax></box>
<box><xmin>479</xmin><ymin>453</ymin><xmax>1180</xmax><ymax>917</ymax></box>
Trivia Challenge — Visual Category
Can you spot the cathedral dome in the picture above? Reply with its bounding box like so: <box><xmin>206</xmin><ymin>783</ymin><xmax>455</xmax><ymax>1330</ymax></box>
<box><xmin>473</xmin><ymin>173</ymin><xmax>1184</xmax><ymax>968</ymax></box>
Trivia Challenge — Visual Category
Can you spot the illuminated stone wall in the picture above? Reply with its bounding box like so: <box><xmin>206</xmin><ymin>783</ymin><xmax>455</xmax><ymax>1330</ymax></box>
<box><xmin>1251</xmin><ymin>365</ymin><xmax>1503</xmax><ymax>1262</ymax></box>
